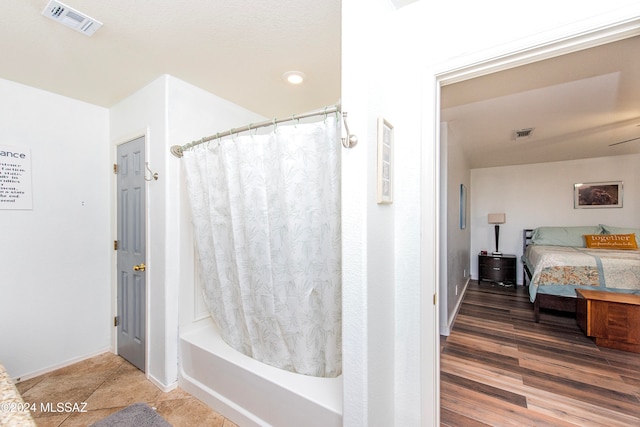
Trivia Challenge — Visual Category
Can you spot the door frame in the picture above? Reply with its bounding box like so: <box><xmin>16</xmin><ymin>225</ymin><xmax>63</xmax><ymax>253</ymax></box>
<box><xmin>111</xmin><ymin>129</ymin><xmax>151</xmax><ymax>374</ymax></box>
<box><xmin>422</xmin><ymin>12</ymin><xmax>640</xmax><ymax>426</ymax></box>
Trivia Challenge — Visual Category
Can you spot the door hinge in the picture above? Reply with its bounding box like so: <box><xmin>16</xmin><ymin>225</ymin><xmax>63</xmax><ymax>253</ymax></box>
<box><xmin>434</xmin><ymin>293</ymin><xmax>437</xmax><ymax>305</ymax></box>
<box><xmin>113</xmin><ymin>163</ymin><xmax>118</xmax><ymax>174</ymax></box>
<box><xmin>114</xmin><ymin>316</ymin><xmax>119</xmax><ymax>327</ymax></box>
<box><xmin>113</xmin><ymin>240</ymin><xmax>118</xmax><ymax>251</ymax></box>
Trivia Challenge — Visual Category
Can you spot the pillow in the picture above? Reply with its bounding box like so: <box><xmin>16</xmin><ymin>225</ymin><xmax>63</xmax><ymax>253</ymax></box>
<box><xmin>531</xmin><ymin>225</ymin><xmax>603</xmax><ymax>247</ymax></box>
<box><xmin>584</xmin><ymin>233</ymin><xmax>638</xmax><ymax>250</ymax></box>
<box><xmin>599</xmin><ymin>224</ymin><xmax>640</xmax><ymax>238</ymax></box>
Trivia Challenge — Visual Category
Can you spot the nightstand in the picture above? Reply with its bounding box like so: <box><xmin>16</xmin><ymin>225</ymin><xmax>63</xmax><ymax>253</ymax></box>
<box><xmin>478</xmin><ymin>253</ymin><xmax>517</xmax><ymax>285</ymax></box>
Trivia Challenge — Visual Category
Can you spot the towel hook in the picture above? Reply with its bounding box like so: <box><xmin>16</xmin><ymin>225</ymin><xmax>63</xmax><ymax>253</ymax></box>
<box><xmin>145</xmin><ymin>162</ymin><xmax>158</xmax><ymax>181</ymax></box>
<box><xmin>341</xmin><ymin>112</ymin><xmax>358</xmax><ymax>148</ymax></box>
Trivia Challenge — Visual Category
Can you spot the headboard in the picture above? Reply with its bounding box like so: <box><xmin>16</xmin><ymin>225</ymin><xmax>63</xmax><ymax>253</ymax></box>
<box><xmin>522</xmin><ymin>229</ymin><xmax>534</xmax><ymax>285</ymax></box>
<box><xmin>523</xmin><ymin>229</ymin><xmax>534</xmax><ymax>254</ymax></box>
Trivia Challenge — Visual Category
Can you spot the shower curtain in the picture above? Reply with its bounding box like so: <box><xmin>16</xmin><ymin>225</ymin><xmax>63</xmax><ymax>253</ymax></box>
<box><xmin>182</xmin><ymin>116</ymin><xmax>341</xmax><ymax>378</ymax></box>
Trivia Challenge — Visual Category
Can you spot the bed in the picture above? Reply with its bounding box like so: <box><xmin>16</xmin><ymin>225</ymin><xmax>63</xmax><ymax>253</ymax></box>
<box><xmin>522</xmin><ymin>225</ymin><xmax>640</xmax><ymax>322</ymax></box>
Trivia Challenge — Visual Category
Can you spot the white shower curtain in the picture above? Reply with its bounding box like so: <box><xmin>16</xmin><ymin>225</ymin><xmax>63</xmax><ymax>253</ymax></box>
<box><xmin>182</xmin><ymin>116</ymin><xmax>341</xmax><ymax>378</ymax></box>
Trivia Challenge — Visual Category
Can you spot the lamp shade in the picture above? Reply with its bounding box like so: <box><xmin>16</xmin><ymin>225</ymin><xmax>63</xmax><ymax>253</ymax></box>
<box><xmin>488</xmin><ymin>213</ymin><xmax>506</xmax><ymax>224</ymax></box>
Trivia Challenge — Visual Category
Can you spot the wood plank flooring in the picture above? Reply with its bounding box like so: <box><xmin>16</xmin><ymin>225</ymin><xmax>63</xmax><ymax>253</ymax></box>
<box><xmin>440</xmin><ymin>281</ymin><xmax>640</xmax><ymax>427</ymax></box>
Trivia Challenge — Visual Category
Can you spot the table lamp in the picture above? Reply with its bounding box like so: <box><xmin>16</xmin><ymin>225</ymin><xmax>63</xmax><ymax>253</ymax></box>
<box><xmin>488</xmin><ymin>213</ymin><xmax>506</xmax><ymax>255</ymax></box>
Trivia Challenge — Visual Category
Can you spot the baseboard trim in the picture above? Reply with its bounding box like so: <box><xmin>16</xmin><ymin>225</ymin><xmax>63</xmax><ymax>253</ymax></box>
<box><xmin>441</xmin><ymin>278</ymin><xmax>470</xmax><ymax>336</ymax></box>
<box><xmin>13</xmin><ymin>347</ymin><xmax>112</xmax><ymax>382</ymax></box>
<box><xmin>147</xmin><ymin>373</ymin><xmax>178</xmax><ymax>393</ymax></box>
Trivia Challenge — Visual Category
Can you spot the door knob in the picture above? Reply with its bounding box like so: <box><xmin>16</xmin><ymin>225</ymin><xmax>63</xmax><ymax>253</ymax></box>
<box><xmin>133</xmin><ymin>263</ymin><xmax>146</xmax><ymax>272</ymax></box>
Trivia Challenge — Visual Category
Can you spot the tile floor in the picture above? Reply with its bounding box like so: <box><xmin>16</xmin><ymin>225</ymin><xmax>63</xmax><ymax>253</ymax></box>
<box><xmin>15</xmin><ymin>352</ymin><xmax>239</xmax><ymax>427</ymax></box>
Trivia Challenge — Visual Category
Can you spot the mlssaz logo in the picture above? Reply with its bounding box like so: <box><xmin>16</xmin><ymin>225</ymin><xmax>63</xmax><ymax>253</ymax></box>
<box><xmin>0</xmin><ymin>150</ymin><xmax>27</xmax><ymax>159</ymax></box>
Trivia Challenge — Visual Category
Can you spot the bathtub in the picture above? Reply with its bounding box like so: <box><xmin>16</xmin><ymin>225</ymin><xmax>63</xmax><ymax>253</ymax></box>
<box><xmin>178</xmin><ymin>317</ymin><xmax>343</xmax><ymax>427</ymax></box>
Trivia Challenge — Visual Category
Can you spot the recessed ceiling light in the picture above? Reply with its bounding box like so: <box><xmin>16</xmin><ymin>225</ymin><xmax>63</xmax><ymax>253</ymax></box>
<box><xmin>283</xmin><ymin>71</ymin><xmax>306</xmax><ymax>85</ymax></box>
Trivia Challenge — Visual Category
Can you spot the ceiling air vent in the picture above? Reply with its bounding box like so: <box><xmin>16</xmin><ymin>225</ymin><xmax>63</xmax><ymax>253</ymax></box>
<box><xmin>513</xmin><ymin>127</ymin><xmax>535</xmax><ymax>140</ymax></box>
<box><xmin>42</xmin><ymin>0</ymin><xmax>102</xmax><ymax>36</ymax></box>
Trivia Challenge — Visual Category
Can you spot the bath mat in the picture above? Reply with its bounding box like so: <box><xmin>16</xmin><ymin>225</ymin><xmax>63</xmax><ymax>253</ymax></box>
<box><xmin>90</xmin><ymin>402</ymin><xmax>172</xmax><ymax>427</ymax></box>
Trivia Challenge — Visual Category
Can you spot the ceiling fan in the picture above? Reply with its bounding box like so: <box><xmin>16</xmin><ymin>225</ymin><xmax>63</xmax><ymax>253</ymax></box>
<box><xmin>608</xmin><ymin>123</ymin><xmax>640</xmax><ymax>147</ymax></box>
<box><xmin>609</xmin><ymin>135</ymin><xmax>640</xmax><ymax>146</ymax></box>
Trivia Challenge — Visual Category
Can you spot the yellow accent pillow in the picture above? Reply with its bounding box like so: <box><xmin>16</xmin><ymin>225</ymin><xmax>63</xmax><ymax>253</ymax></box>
<box><xmin>584</xmin><ymin>234</ymin><xmax>638</xmax><ymax>250</ymax></box>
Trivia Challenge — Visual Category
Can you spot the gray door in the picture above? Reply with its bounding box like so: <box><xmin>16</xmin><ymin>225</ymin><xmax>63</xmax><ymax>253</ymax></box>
<box><xmin>116</xmin><ymin>137</ymin><xmax>146</xmax><ymax>371</ymax></box>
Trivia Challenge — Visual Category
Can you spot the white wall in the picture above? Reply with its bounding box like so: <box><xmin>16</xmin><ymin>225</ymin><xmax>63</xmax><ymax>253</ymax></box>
<box><xmin>342</xmin><ymin>1</ymin><xmax>417</xmax><ymax>426</ymax></box>
<box><xmin>470</xmin><ymin>154</ymin><xmax>640</xmax><ymax>284</ymax></box>
<box><xmin>0</xmin><ymin>78</ymin><xmax>110</xmax><ymax>379</ymax></box>
<box><xmin>441</xmin><ymin>122</ymin><xmax>471</xmax><ymax>335</ymax></box>
<box><xmin>110</xmin><ymin>74</ymin><xmax>264</xmax><ymax>389</ymax></box>
<box><xmin>110</xmin><ymin>76</ymin><xmax>170</xmax><ymax>387</ymax></box>
<box><xmin>343</xmin><ymin>1</ymin><xmax>640</xmax><ymax>426</ymax></box>
<box><xmin>167</xmin><ymin>76</ymin><xmax>265</xmax><ymax>331</ymax></box>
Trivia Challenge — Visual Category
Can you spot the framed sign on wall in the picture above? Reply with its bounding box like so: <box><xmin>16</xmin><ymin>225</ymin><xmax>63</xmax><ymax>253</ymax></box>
<box><xmin>0</xmin><ymin>145</ymin><xmax>32</xmax><ymax>210</ymax></box>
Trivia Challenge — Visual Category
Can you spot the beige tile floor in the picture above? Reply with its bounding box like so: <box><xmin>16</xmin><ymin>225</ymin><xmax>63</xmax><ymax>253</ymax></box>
<box><xmin>15</xmin><ymin>352</ymin><xmax>238</xmax><ymax>427</ymax></box>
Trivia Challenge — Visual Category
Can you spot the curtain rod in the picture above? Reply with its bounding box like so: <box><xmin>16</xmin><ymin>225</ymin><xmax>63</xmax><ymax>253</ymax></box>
<box><xmin>170</xmin><ymin>103</ymin><xmax>357</xmax><ymax>158</ymax></box>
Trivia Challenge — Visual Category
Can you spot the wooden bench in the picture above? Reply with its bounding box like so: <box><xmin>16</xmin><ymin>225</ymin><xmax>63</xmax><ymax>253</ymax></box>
<box><xmin>576</xmin><ymin>289</ymin><xmax>640</xmax><ymax>353</ymax></box>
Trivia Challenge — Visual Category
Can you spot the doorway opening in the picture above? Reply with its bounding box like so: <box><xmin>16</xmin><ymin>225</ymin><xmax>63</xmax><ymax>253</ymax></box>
<box><xmin>428</xmin><ymin>15</ymin><xmax>640</xmax><ymax>425</ymax></box>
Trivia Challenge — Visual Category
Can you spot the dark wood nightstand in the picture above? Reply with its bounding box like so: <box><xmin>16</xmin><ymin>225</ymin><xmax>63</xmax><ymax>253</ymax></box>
<box><xmin>478</xmin><ymin>253</ymin><xmax>517</xmax><ymax>285</ymax></box>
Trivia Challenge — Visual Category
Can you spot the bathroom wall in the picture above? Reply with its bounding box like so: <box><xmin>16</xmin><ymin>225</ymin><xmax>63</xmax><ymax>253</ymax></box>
<box><xmin>0</xmin><ymin>78</ymin><xmax>110</xmax><ymax>379</ymax></box>
<box><xmin>110</xmin><ymin>74</ymin><xmax>264</xmax><ymax>388</ymax></box>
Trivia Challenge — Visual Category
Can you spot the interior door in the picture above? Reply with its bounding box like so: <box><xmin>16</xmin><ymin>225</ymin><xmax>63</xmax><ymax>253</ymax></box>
<box><xmin>116</xmin><ymin>136</ymin><xmax>146</xmax><ymax>371</ymax></box>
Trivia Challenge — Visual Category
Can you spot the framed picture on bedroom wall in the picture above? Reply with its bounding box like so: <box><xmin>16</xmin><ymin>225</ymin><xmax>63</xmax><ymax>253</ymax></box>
<box><xmin>377</xmin><ymin>117</ymin><xmax>393</xmax><ymax>204</ymax></box>
<box><xmin>459</xmin><ymin>184</ymin><xmax>467</xmax><ymax>229</ymax></box>
<box><xmin>574</xmin><ymin>181</ymin><xmax>623</xmax><ymax>208</ymax></box>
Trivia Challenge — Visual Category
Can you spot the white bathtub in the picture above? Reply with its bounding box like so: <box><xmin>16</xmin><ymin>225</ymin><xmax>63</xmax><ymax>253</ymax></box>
<box><xmin>178</xmin><ymin>318</ymin><xmax>343</xmax><ymax>427</ymax></box>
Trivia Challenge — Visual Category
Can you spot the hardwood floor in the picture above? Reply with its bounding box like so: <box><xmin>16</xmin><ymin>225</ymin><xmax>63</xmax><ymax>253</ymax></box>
<box><xmin>440</xmin><ymin>281</ymin><xmax>640</xmax><ymax>427</ymax></box>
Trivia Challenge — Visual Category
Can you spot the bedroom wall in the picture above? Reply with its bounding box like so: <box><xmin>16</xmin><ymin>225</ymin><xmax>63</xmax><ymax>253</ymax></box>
<box><xmin>470</xmin><ymin>153</ymin><xmax>640</xmax><ymax>284</ymax></box>
<box><xmin>440</xmin><ymin>122</ymin><xmax>471</xmax><ymax>335</ymax></box>
<box><xmin>0</xmin><ymin>78</ymin><xmax>111</xmax><ymax>379</ymax></box>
